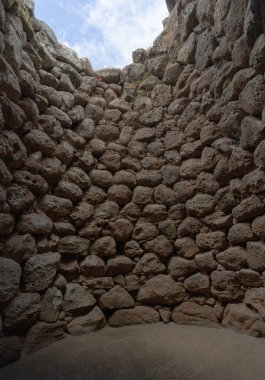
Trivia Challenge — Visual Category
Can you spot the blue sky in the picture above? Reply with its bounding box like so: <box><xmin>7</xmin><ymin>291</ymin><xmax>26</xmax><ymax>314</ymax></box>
<box><xmin>34</xmin><ymin>0</ymin><xmax>168</xmax><ymax>70</ymax></box>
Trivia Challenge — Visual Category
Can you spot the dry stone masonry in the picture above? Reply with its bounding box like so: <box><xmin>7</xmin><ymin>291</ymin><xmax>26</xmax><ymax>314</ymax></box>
<box><xmin>1</xmin><ymin>0</ymin><xmax>265</xmax><ymax>366</ymax></box>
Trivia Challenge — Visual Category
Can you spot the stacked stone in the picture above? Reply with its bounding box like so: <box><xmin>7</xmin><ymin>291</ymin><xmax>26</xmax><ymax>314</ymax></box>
<box><xmin>1</xmin><ymin>0</ymin><xmax>265</xmax><ymax>367</ymax></box>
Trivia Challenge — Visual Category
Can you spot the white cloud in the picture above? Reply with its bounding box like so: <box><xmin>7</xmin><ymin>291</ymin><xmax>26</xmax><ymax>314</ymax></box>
<box><xmin>63</xmin><ymin>0</ymin><xmax>168</xmax><ymax>69</ymax></box>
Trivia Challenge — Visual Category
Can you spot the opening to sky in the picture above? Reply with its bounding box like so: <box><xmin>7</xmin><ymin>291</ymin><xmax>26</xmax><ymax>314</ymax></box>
<box><xmin>34</xmin><ymin>0</ymin><xmax>168</xmax><ymax>70</ymax></box>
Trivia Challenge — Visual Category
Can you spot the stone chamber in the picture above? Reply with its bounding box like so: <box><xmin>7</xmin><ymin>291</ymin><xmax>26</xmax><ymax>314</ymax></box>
<box><xmin>1</xmin><ymin>0</ymin><xmax>265</xmax><ymax>370</ymax></box>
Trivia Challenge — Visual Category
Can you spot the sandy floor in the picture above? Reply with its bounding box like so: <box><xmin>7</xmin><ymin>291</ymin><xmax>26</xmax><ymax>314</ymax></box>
<box><xmin>1</xmin><ymin>323</ymin><xmax>265</xmax><ymax>380</ymax></box>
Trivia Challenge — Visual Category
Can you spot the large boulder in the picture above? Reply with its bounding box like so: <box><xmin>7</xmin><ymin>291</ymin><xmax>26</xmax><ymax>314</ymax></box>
<box><xmin>3</xmin><ymin>293</ymin><xmax>41</xmax><ymax>333</ymax></box>
<box><xmin>99</xmin><ymin>286</ymin><xmax>134</xmax><ymax>310</ymax></box>
<box><xmin>172</xmin><ymin>302</ymin><xmax>218</xmax><ymax>327</ymax></box>
<box><xmin>62</xmin><ymin>283</ymin><xmax>96</xmax><ymax>316</ymax></box>
<box><xmin>137</xmin><ymin>275</ymin><xmax>186</xmax><ymax>305</ymax></box>
<box><xmin>222</xmin><ymin>303</ymin><xmax>265</xmax><ymax>337</ymax></box>
<box><xmin>67</xmin><ymin>306</ymin><xmax>106</xmax><ymax>335</ymax></box>
<box><xmin>23</xmin><ymin>321</ymin><xmax>66</xmax><ymax>354</ymax></box>
<box><xmin>109</xmin><ymin>306</ymin><xmax>160</xmax><ymax>327</ymax></box>
<box><xmin>23</xmin><ymin>253</ymin><xmax>60</xmax><ymax>292</ymax></box>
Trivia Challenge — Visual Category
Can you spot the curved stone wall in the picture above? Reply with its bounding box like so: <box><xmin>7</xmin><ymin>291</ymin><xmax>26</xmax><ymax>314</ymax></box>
<box><xmin>1</xmin><ymin>0</ymin><xmax>265</xmax><ymax>366</ymax></box>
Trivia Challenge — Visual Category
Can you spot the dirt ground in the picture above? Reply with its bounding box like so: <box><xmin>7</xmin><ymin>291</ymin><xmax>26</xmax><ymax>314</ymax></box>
<box><xmin>1</xmin><ymin>323</ymin><xmax>265</xmax><ymax>380</ymax></box>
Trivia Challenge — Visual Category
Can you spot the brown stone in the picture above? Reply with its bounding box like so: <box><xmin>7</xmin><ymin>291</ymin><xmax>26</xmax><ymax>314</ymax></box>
<box><xmin>62</xmin><ymin>283</ymin><xmax>96</xmax><ymax>316</ymax></box>
<box><xmin>211</xmin><ymin>271</ymin><xmax>244</xmax><ymax>302</ymax></box>
<box><xmin>58</xmin><ymin>236</ymin><xmax>90</xmax><ymax>257</ymax></box>
<box><xmin>137</xmin><ymin>275</ymin><xmax>186</xmax><ymax>305</ymax></box>
<box><xmin>222</xmin><ymin>303</ymin><xmax>265</xmax><ymax>337</ymax></box>
<box><xmin>67</xmin><ymin>306</ymin><xmax>106</xmax><ymax>335</ymax></box>
<box><xmin>184</xmin><ymin>273</ymin><xmax>210</xmax><ymax>295</ymax></box>
<box><xmin>23</xmin><ymin>321</ymin><xmax>66</xmax><ymax>354</ymax></box>
<box><xmin>246</xmin><ymin>241</ymin><xmax>265</xmax><ymax>272</ymax></box>
<box><xmin>3</xmin><ymin>293</ymin><xmax>41</xmax><ymax>333</ymax></box>
<box><xmin>168</xmin><ymin>257</ymin><xmax>198</xmax><ymax>279</ymax></box>
<box><xmin>216</xmin><ymin>247</ymin><xmax>247</xmax><ymax>271</ymax></box>
<box><xmin>228</xmin><ymin>223</ymin><xmax>254</xmax><ymax>245</ymax></box>
<box><xmin>39</xmin><ymin>195</ymin><xmax>73</xmax><ymax>221</ymax></box>
<box><xmin>143</xmin><ymin>235</ymin><xmax>173</xmax><ymax>258</ymax></box>
<box><xmin>17</xmin><ymin>213</ymin><xmax>53</xmax><ymax>235</ymax></box>
<box><xmin>90</xmin><ymin>236</ymin><xmax>116</xmax><ymax>258</ymax></box>
<box><xmin>80</xmin><ymin>256</ymin><xmax>106</xmax><ymax>277</ymax></box>
<box><xmin>232</xmin><ymin>196</ymin><xmax>264</xmax><ymax>222</ymax></box>
<box><xmin>252</xmin><ymin>215</ymin><xmax>265</xmax><ymax>239</ymax></box>
<box><xmin>99</xmin><ymin>285</ymin><xmax>134</xmax><ymax>310</ymax></box>
<box><xmin>109</xmin><ymin>306</ymin><xmax>159</xmax><ymax>327</ymax></box>
<box><xmin>108</xmin><ymin>219</ymin><xmax>134</xmax><ymax>242</ymax></box>
<box><xmin>2</xmin><ymin>234</ymin><xmax>35</xmax><ymax>263</ymax></box>
<box><xmin>196</xmin><ymin>232</ymin><xmax>227</xmax><ymax>251</ymax></box>
<box><xmin>172</xmin><ymin>302</ymin><xmax>218</xmax><ymax>327</ymax></box>
<box><xmin>175</xmin><ymin>237</ymin><xmax>200</xmax><ymax>259</ymax></box>
<box><xmin>133</xmin><ymin>253</ymin><xmax>165</xmax><ymax>276</ymax></box>
<box><xmin>106</xmin><ymin>256</ymin><xmax>134</xmax><ymax>276</ymax></box>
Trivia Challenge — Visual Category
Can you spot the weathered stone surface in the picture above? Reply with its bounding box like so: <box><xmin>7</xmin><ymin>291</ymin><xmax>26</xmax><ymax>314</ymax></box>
<box><xmin>3</xmin><ymin>293</ymin><xmax>41</xmax><ymax>333</ymax></box>
<box><xmin>23</xmin><ymin>130</ymin><xmax>56</xmax><ymax>156</ymax></box>
<box><xmin>186</xmin><ymin>194</ymin><xmax>215</xmax><ymax>218</ymax></box>
<box><xmin>23</xmin><ymin>253</ymin><xmax>60</xmax><ymax>292</ymax></box>
<box><xmin>232</xmin><ymin>196</ymin><xmax>264</xmax><ymax>222</ymax></box>
<box><xmin>106</xmin><ymin>256</ymin><xmax>134</xmax><ymax>276</ymax></box>
<box><xmin>62</xmin><ymin>283</ymin><xmax>96</xmax><ymax>316</ymax></box>
<box><xmin>80</xmin><ymin>256</ymin><xmax>106</xmax><ymax>277</ymax></box>
<box><xmin>133</xmin><ymin>186</ymin><xmax>153</xmax><ymax>206</ymax></box>
<box><xmin>137</xmin><ymin>275</ymin><xmax>186</xmax><ymax>305</ymax></box>
<box><xmin>2</xmin><ymin>234</ymin><xmax>35</xmax><ymax>263</ymax></box>
<box><xmin>6</xmin><ymin>185</ymin><xmax>34</xmax><ymax>214</ymax></box>
<box><xmin>23</xmin><ymin>321</ymin><xmax>66</xmax><ymax>354</ymax></box>
<box><xmin>39</xmin><ymin>195</ymin><xmax>73</xmax><ymax>221</ymax></box>
<box><xmin>39</xmin><ymin>287</ymin><xmax>63</xmax><ymax>323</ymax></box>
<box><xmin>133</xmin><ymin>253</ymin><xmax>165</xmax><ymax>276</ymax></box>
<box><xmin>172</xmin><ymin>302</ymin><xmax>218</xmax><ymax>327</ymax></box>
<box><xmin>240</xmin><ymin>116</ymin><xmax>265</xmax><ymax>150</ymax></box>
<box><xmin>69</xmin><ymin>202</ymin><xmax>94</xmax><ymax>227</ymax></box>
<box><xmin>0</xmin><ymin>57</ymin><xmax>21</xmax><ymax>101</ymax></box>
<box><xmin>216</xmin><ymin>247</ymin><xmax>247</xmax><ymax>271</ymax></box>
<box><xmin>222</xmin><ymin>303</ymin><xmax>265</xmax><ymax>337</ymax></box>
<box><xmin>17</xmin><ymin>213</ymin><xmax>53</xmax><ymax>235</ymax></box>
<box><xmin>196</xmin><ymin>232</ymin><xmax>227</xmax><ymax>251</ymax></box>
<box><xmin>195</xmin><ymin>252</ymin><xmax>217</xmax><ymax>272</ymax></box>
<box><xmin>252</xmin><ymin>215</ymin><xmax>265</xmax><ymax>239</ymax></box>
<box><xmin>109</xmin><ymin>306</ymin><xmax>159</xmax><ymax>327</ymax></box>
<box><xmin>236</xmin><ymin>269</ymin><xmax>264</xmax><ymax>287</ymax></box>
<box><xmin>94</xmin><ymin>201</ymin><xmax>119</xmax><ymax>220</ymax></box>
<box><xmin>246</xmin><ymin>242</ymin><xmax>265</xmax><ymax>272</ymax></box>
<box><xmin>133</xmin><ymin>222</ymin><xmax>158</xmax><ymax>241</ymax></box>
<box><xmin>108</xmin><ymin>219</ymin><xmax>134</xmax><ymax>242</ymax></box>
<box><xmin>90</xmin><ymin>236</ymin><xmax>116</xmax><ymax>258</ymax></box>
<box><xmin>242</xmin><ymin>169</ymin><xmax>265</xmax><ymax>194</ymax></box>
<box><xmin>143</xmin><ymin>235</ymin><xmax>173</xmax><ymax>258</ymax></box>
<box><xmin>228</xmin><ymin>223</ymin><xmax>254</xmax><ymax>245</ymax></box>
<box><xmin>54</xmin><ymin>181</ymin><xmax>83</xmax><ymax>203</ymax></box>
<box><xmin>108</xmin><ymin>184</ymin><xmax>132</xmax><ymax>205</ymax></box>
<box><xmin>14</xmin><ymin>170</ymin><xmax>49</xmax><ymax>194</ymax></box>
<box><xmin>211</xmin><ymin>271</ymin><xmax>244</xmax><ymax>302</ymax></box>
<box><xmin>195</xmin><ymin>30</ymin><xmax>217</xmax><ymax>72</ymax></box>
<box><xmin>58</xmin><ymin>236</ymin><xmax>90</xmax><ymax>257</ymax></box>
<box><xmin>0</xmin><ymin>258</ymin><xmax>21</xmax><ymax>303</ymax></box>
<box><xmin>184</xmin><ymin>273</ymin><xmax>210</xmax><ymax>295</ymax></box>
<box><xmin>99</xmin><ymin>285</ymin><xmax>134</xmax><ymax>310</ymax></box>
<box><xmin>239</xmin><ymin>76</ymin><xmax>265</xmax><ymax>115</ymax></box>
<box><xmin>67</xmin><ymin>306</ymin><xmax>106</xmax><ymax>335</ymax></box>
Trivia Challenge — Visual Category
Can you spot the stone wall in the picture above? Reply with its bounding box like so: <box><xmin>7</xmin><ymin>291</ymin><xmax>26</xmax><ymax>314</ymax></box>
<box><xmin>1</xmin><ymin>0</ymin><xmax>265</xmax><ymax>367</ymax></box>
